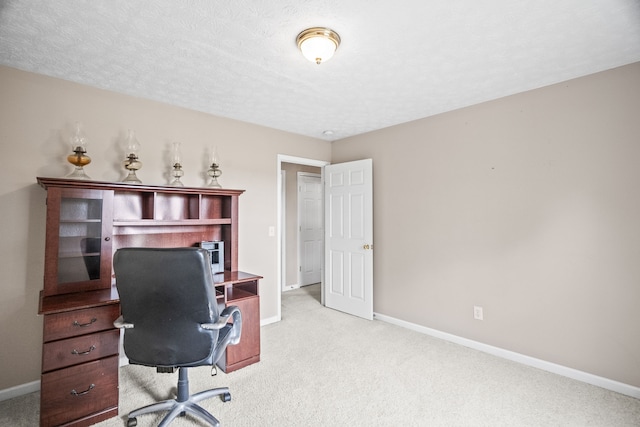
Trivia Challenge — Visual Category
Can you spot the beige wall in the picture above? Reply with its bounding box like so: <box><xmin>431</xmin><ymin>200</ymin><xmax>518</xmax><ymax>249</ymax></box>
<box><xmin>2</xmin><ymin>61</ymin><xmax>639</xmax><ymax>392</ymax></box>
<box><xmin>0</xmin><ymin>65</ymin><xmax>331</xmax><ymax>390</ymax></box>
<box><xmin>332</xmin><ymin>62</ymin><xmax>640</xmax><ymax>387</ymax></box>
<box><xmin>281</xmin><ymin>162</ymin><xmax>322</xmax><ymax>287</ymax></box>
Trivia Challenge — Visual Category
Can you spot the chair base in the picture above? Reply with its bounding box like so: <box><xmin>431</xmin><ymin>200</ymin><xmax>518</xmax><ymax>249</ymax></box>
<box><xmin>127</xmin><ymin>367</ymin><xmax>231</xmax><ymax>427</ymax></box>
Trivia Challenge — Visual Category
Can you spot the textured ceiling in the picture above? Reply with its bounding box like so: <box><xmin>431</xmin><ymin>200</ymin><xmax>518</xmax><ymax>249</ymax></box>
<box><xmin>1</xmin><ymin>0</ymin><xmax>640</xmax><ymax>141</ymax></box>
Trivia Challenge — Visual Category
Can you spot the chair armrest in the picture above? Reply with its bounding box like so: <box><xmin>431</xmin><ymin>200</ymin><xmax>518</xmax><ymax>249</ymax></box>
<box><xmin>201</xmin><ymin>305</ymin><xmax>242</xmax><ymax>345</ymax></box>
<box><xmin>113</xmin><ymin>315</ymin><xmax>134</xmax><ymax>329</ymax></box>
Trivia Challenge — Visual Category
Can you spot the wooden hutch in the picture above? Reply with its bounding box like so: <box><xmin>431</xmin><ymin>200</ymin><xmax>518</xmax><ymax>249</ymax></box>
<box><xmin>36</xmin><ymin>177</ymin><xmax>261</xmax><ymax>427</ymax></box>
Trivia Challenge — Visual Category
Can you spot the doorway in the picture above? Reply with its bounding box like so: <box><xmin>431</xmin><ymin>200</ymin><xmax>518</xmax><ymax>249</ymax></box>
<box><xmin>277</xmin><ymin>155</ymin><xmax>329</xmax><ymax>322</ymax></box>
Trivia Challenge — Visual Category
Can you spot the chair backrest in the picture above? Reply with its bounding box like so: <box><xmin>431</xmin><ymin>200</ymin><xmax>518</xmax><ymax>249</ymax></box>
<box><xmin>113</xmin><ymin>247</ymin><xmax>221</xmax><ymax>368</ymax></box>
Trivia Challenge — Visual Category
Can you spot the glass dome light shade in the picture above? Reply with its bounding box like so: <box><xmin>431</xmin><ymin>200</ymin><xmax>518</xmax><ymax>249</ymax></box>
<box><xmin>297</xmin><ymin>27</ymin><xmax>341</xmax><ymax>64</ymax></box>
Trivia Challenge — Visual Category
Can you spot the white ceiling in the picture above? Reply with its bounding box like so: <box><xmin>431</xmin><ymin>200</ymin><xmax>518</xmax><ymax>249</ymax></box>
<box><xmin>1</xmin><ymin>1</ymin><xmax>639</xmax><ymax>141</ymax></box>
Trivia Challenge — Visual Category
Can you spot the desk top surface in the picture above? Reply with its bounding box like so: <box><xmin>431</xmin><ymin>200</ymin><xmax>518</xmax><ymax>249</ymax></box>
<box><xmin>39</xmin><ymin>271</ymin><xmax>262</xmax><ymax>314</ymax></box>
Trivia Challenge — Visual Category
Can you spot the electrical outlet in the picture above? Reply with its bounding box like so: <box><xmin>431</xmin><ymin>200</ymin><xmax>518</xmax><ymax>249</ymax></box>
<box><xmin>474</xmin><ymin>305</ymin><xmax>484</xmax><ymax>320</ymax></box>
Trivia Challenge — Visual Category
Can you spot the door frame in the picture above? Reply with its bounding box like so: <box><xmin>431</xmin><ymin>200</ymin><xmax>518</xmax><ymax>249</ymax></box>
<box><xmin>280</xmin><ymin>169</ymin><xmax>287</xmax><ymax>292</ymax></box>
<box><xmin>277</xmin><ymin>155</ymin><xmax>330</xmax><ymax>322</ymax></box>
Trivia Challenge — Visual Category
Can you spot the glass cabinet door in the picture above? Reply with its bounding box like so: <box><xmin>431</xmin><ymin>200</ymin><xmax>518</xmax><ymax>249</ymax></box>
<box><xmin>43</xmin><ymin>187</ymin><xmax>113</xmax><ymax>296</ymax></box>
<box><xmin>58</xmin><ymin>196</ymin><xmax>103</xmax><ymax>283</ymax></box>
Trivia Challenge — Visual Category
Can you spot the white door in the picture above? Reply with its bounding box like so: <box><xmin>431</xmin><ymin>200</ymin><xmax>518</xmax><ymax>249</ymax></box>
<box><xmin>298</xmin><ymin>172</ymin><xmax>323</xmax><ymax>286</ymax></box>
<box><xmin>324</xmin><ymin>159</ymin><xmax>373</xmax><ymax>320</ymax></box>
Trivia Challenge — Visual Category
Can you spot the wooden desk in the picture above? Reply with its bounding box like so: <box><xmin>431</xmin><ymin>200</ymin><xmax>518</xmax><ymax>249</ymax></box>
<box><xmin>36</xmin><ymin>177</ymin><xmax>260</xmax><ymax>426</ymax></box>
<box><xmin>38</xmin><ymin>271</ymin><xmax>260</xmax><ymax>427</ymax></box>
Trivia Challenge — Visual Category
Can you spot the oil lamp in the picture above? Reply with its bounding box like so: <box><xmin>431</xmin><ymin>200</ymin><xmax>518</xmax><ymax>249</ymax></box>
<box><xmin>66</xmin><ymin>122</ymin><xmax>91</xmax><ymax>180</ymax></box>
<box><xmin>122</xmin><ymin>130</ymin><xmax>142</xmax><ymax>183</ymax></box>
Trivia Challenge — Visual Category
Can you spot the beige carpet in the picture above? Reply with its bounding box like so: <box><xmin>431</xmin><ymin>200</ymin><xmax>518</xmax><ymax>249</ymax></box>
<box><xmin>2</xmin><ymin>284</ymin><xmax>640</xmax><ymax>426</ymax></box>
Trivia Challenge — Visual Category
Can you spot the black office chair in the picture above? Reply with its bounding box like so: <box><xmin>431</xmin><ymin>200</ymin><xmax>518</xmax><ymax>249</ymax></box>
<box><xmin>113</xmin><ymin>247</ymin><xmax>242</xmax><ymax>427</ymax></box>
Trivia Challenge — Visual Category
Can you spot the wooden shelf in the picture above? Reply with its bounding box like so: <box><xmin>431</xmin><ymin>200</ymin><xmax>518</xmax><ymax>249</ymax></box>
<box><xmin>113</xmin><ymin>218</ymin><xmax>232</xmax><ymax>227</ymax></box>
<box><xmin>37</xmin><ymin>177</ymin><xmax>245</xmax><ymax>197</ymax></box>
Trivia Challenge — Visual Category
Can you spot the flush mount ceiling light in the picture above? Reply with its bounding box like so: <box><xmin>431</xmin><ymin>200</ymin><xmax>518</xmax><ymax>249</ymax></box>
<box><xmin>296</xmin><ymin>27</ymin><xmax>341</xmax><ymax>64</ymax></box>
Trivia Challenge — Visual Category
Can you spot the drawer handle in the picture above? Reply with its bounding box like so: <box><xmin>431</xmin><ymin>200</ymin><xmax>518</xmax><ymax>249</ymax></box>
<box><xmin>72</xmin><ymin>318</ymin><xmax>97</xmax><ymax>328</ymax></box>
<box><xmin>70</xmin><ymin>384</ymin><xmax>95</xmax><ymax>396</ymax></box>
<box><xmin>71</xmin><ymin>345</ymin><xmax>96</xmax><ymax>356</ymax></box>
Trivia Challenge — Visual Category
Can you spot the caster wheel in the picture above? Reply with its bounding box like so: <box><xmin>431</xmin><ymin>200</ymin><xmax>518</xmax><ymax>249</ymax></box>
<box><xmin>127</xmin><ymin>418</ymin><xmax>137</xmax><ymax>427</ymax></box>
<box><xmin>221</xmin><ymin>392</ymin><xmax>232</xmax><ymax>402</ymax></box>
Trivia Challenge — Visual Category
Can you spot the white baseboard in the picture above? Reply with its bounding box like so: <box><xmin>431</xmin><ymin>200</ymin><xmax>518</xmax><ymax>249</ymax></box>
<box><xmin>0</xmin><ymin>380</ymin><xmax>40</xmax><ymax>402</ymax></box>
<box><xmin>374</xmin><ymin>312</ymin><xmax>640</xmax><ymax>399</ymax></box>
<box><xmin>261</xmin><ymin>315</ymin><xmax>280</xmax><ymax>326</ymax></box>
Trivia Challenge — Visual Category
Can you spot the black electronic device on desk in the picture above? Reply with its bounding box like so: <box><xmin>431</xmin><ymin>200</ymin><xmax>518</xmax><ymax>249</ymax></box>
<box><xmin>200</xmin><ymin>241</ymin><xmax>224</xmax><ymax>274</ymax></box>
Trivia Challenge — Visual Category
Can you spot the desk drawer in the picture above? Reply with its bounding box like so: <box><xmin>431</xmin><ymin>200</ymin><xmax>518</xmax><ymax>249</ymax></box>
<box><xmin>40</xmin><ymin>355</ymin><xmax>118</xmax><ymax>427</ymax></box>
<box><xmin>43</xmin><ymin>304</ymin><xmax>120</xmax><ymax>342</ymax></box>
<box><xmin>42</xmin><ymin>329</ymin><xmax>120</xmax><ymax>373</ymax></box>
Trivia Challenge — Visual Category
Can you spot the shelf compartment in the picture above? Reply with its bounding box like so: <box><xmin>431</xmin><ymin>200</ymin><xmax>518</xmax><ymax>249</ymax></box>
<box><xmin>201</xmin><ymin>195</ymin><xmax>232</xmax><ymax>220</ymax></box>
<box><xmin>155</xmin><ymin>193</ymin><xmax>200</xmax><ymax>220</ymax></box>
<box><xmin>113</xmin><ymin>191</ymin><xmax>154</xmax><ymax>220</ymax></box>
<box><xmin>57</xmin><ymin>255</ymin><xmax>101</xmax><ymax>283</ymax></box>
<box><xmin>60</xmin><ymin>197</ymin><xmax>103</xmax><ymax>222</ymax></box>
<box><xmin>113</xmin><ymin>229</ymin><xmax>225</xmax><ymax>251</ymax></box>
<box><xmin>58</xmin><ymin>222</ymin><xmax>102</xmax><ymax>238</ymax></box>
<box><xmin>226</xmin><ymin>287</ymin><xmax>256</xmax><ymax>302</ymax></box>
<box><xmin>113</xmin><ymin>223</ymin><xmax>228</xmax><ymax>239</ymax></box>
